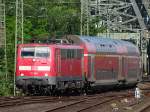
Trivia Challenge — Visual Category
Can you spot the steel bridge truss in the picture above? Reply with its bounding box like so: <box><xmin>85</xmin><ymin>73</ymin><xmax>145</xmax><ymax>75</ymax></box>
<box><xmin>81</xmin><ymin>0</ymin><xmax>150</xmax><ymax>73</ymax></box>
<box><xmin>81</xmin><ymin>0</ymin><xmax>150</xmax><ymax>34</ymax></box>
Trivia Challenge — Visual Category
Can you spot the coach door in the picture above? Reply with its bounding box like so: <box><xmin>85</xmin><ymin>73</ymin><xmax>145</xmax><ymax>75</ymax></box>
<box><xmin>122</xmin><ymin>57</ymin><xmax>127</xmax><ymax>80</ymax></box>
<box><xmin>118</xmin><ymin>56</ymin><xmax>125</xmax><ymax>81</ymax></box>
<box><xmin>88</xmin><ymin>55</ymin><xmax>95</xmax><ymax>82</ymax></box>
<box><xmin>56</xmin><ymin>49</ymin><xmax>61</xmax><ymax>76</ymax></box>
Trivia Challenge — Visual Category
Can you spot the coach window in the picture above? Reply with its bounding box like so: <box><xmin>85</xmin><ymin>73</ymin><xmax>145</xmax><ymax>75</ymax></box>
<box><xmin>72</xmin><ymin>50</ymin><xmax>75</xmax><ymax>58</ymax></box>
<box><xmin>67</xmin><ymin>49</ymin><xmax>70</xmax><ymax>59</ymax></box>
<box><xmin>75</xmin><ymin>49</ymin><xmax>78</xmax><ymax>58</ymax></box>
<box><xmin>71</xmin><ymin>50</ymin><xmax>73</xmax><ymax>58</ymax></box>
<box><xmin>77</xmin><ymin>49</ymin><xmax>82</xmax><ymax>59</ymax></box>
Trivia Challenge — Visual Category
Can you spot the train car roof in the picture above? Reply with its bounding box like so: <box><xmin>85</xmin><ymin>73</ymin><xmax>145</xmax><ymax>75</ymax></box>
<box><xmin>64</xmin><ymin>35</ymin><xmax>140</xmax><ymax>56</ymax></box>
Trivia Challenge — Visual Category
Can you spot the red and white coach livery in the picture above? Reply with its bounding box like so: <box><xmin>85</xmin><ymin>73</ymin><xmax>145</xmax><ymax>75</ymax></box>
<box><xmin>65</xmin><ymin>35</ymin><xmax>141</xmax><ymax>86</ymax></box>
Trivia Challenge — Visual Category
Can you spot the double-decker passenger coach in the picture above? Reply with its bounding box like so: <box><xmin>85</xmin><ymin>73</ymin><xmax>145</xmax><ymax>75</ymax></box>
<box><xmin>65</xmin><ymin>35</ymin><xmax>141</xmax><ymax>87</ymax></box>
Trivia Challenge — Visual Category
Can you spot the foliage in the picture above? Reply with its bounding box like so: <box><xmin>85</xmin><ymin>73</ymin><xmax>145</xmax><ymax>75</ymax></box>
<box><xmin>0</xmin><ymin>0</ymin><xmax>82</xmax><ymax>96</ymax></box>
<box><xmin>0</xmin><ymin>15</ymin><xmax>16</xmax><ymax>95</ymax></box>
<box><xmin>0</xmin><ymin>77</ymin><xmax>13</xmax><ymax>96</ymax></box>
<box><xmin>22</xmin><ymin>0</ymin><xmax>81</xmax><ymax>38</ymax></box>
<box><xmin>0</xmin><ymin>48</ymin><xmax>5</xmax><ymax>72</ymax></box>
<box><xmin>0</xmin><ymin>0</ymin><xmax>106</xmax><ymax>96</ymax></box>
<box><xmin>89</xmin><ymin>17</ymin><xmax>107</xmax><ymax>35</ymax></box>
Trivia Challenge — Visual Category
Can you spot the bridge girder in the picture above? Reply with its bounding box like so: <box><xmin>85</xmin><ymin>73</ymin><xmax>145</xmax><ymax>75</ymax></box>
<box><xmin>81</xmin><ymin>0</ymin><xmax>149</xmax><ymax>34</ymax></box>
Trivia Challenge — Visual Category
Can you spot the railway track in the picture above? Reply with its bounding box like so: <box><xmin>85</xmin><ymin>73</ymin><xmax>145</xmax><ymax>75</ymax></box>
<box><xmin>132</xmin><ymin>99</ymin><xmax>150</xmax><ymax>112</ymax></box>
<box><xmin>0</xmin><ymin>95</ymin><xmax>103</xmax><ymax>108</ymax></box>
<box><xmin>3</xmin><ymin>89</ymin><xmax>150</xmax><ymax>112</ymax></box>
<box><xmin>0</xmin><ymin>95</ymin><xmax>101</xmax><ymax>108</ymax></box>
<box><xmin>44</xmin><ymin>94</ymin><xmax>129</xmax><ymax>112</ymax></box>
<box><xmin>0</xmin><ymin>96</ymin><xmax>78</xmax><ymax>108</ymax></box>
<box><xmin>0</xmin><ymin>89</ymin><xmax>134</xmax><ymax>111</ymax></box>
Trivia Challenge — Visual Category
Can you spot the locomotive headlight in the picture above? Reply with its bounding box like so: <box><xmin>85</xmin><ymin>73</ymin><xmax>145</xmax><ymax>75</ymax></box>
<box><xmin>20</xmin><ymin>73</ymin><xmax>24</xmax><ymax>76</ymax></box>
<box><xmin>32</xmin><ymin>59</ymin><xmax>36</xmax><ymax>62</ymax></box>
<box><xmin>45</xmin><ymin>73</ymin><xmax>48</xmax><ymax>77</ymax></box>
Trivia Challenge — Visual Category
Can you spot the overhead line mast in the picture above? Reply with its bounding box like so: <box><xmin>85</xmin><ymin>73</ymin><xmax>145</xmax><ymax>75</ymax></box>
<box><xmin>81</xmin><ymin>0</ymin><xmax>89</xmax><ymax>35</ymax></box>
<box><xmin>14</xmin><ymin>0</ymin><xmax>24</xmax><ymax>96</ymax></box>
<box><xmin>15</xmin><ymin>0</ymin><xmax>24</xmax><ymax>44</ymax></box>
<box><xmin>0</xmin><ymin>0</ymin><xmax>7</xmax><ymax>80</ymax></box>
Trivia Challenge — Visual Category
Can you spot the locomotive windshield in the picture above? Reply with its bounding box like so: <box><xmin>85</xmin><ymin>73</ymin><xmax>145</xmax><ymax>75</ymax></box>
<box><xmin>21</xmin><ymin>47</ymin><xmax>50</xmax><ymax>58</ymax></box>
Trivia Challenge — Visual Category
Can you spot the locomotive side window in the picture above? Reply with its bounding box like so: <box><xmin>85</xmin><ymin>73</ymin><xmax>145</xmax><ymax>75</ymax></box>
<box><xmin>61</xmin><ymin>49</ymin><xmax>67</xmax><ymax>59</ymax></box>
<box><xmin>61</xmin><ymin>49</ymin><xmax>82</xmax><ymax>59</ymax></box>
<box><xmin>67</xmin><ymin>49</ymin><xmax>72</xmax><ymax>59</ymax></box>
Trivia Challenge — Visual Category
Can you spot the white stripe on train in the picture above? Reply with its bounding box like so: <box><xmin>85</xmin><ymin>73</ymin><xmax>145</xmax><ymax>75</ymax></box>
<box><xmin>19</xmin><ymin>66</ymin><xmax>50</xmax><ymax>71</ymax></box>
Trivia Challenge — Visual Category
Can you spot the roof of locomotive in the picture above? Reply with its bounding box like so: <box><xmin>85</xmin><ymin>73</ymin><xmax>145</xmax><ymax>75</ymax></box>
<box><xmin>17</xmin><ymin>43</ymin><xmax>83</xmax><ymax>49</ymax></box>
<box><xmin>64</xmin><ymin>35</ymin><xmax>140</xmax><ymax>56</ymax></box>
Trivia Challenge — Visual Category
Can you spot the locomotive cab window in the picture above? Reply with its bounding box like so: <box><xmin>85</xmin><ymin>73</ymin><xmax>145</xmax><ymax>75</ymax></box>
<box><xmin>35</xmin><ymin>47</ymin><xmax>50</xmax><ymax>58</ymax></box>
<box><xmin>21</xmin><ymin>47</ymin><xmax>34</xmax><ymax>57</ymax></box>
<box><xmin>21</xmin><ymin>47</ymin><xmax>50</xmax><ymax>58</ymax></box>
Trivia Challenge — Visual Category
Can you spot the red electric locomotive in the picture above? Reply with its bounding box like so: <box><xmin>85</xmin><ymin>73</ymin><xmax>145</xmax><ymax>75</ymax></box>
<box><xmin>16</xmin><ymin>41</ymin><xmax>84</xmax><ymax>93</ymax></box>
<box><xmin>16</xmin><ymin>35</ymin><xmax>141</xmax><ymax>94</ymax></box>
